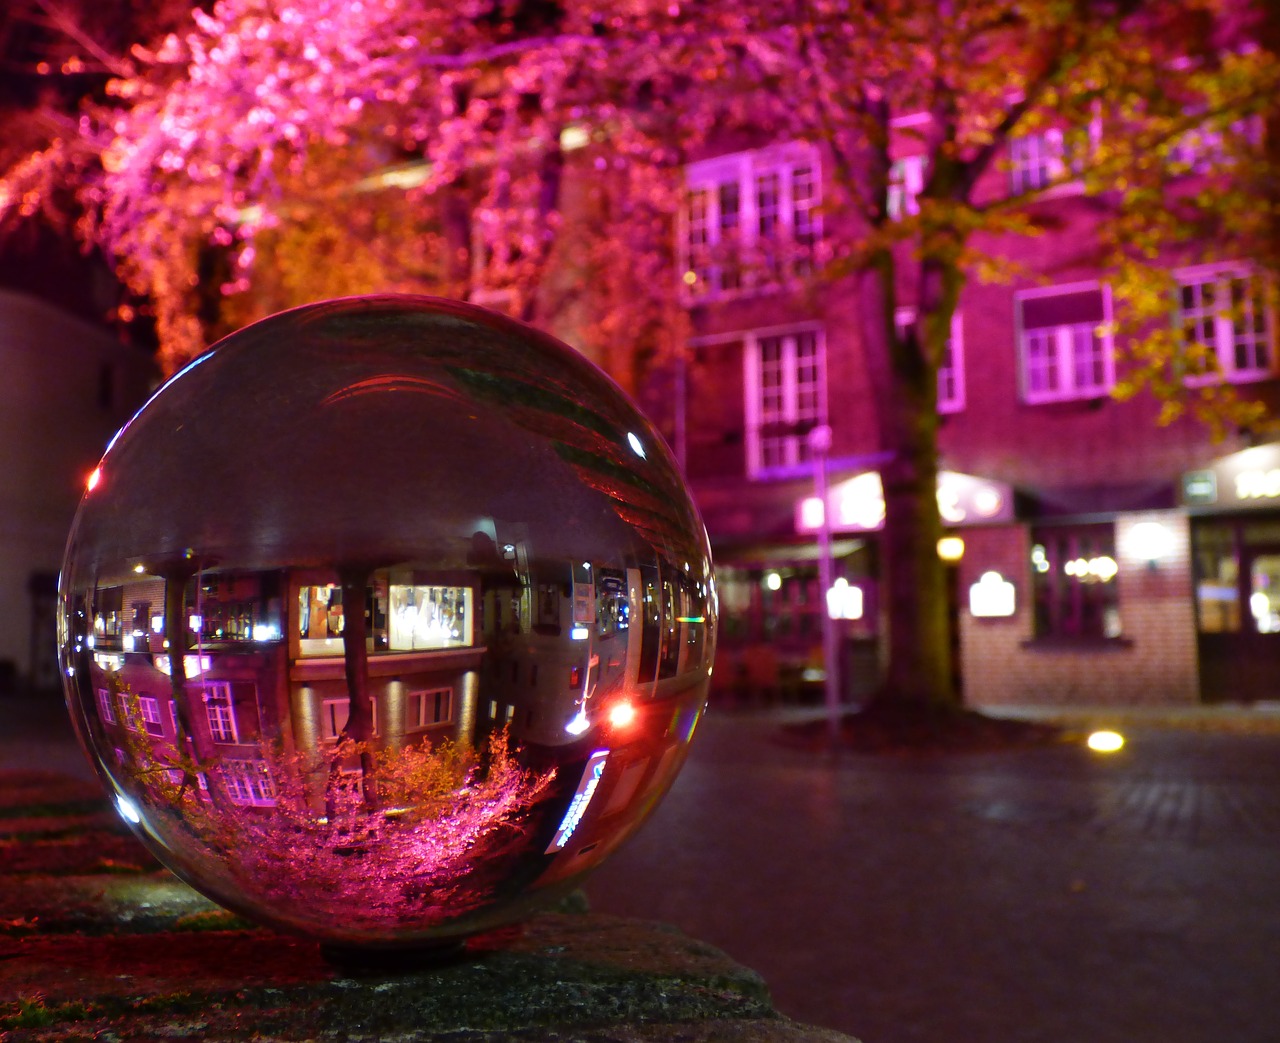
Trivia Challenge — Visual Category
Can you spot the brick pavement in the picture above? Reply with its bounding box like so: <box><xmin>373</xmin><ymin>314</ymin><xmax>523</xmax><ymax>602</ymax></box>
<box><xmin>4</xmin><ymin>693</ymin><xmax>1278</xmax><ymax>1043</ymax></box>
<box><xmin>585</xmin><ymin>707</ymin><xmax>1280</xmax><ymax>1043</ymax></box>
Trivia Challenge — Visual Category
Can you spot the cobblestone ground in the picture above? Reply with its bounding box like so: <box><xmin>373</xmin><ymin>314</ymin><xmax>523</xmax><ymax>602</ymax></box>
<box><xmin>585</xmin><ymin>710</ymin><xmax>1280</xmax><ymax>1043</ymax></box>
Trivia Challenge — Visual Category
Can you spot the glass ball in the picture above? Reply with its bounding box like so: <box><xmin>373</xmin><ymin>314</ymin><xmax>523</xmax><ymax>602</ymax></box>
<box><xmin>58</xmin><ymin>295</ymin><xmax>716</xmax><ymax>949</ymax></box>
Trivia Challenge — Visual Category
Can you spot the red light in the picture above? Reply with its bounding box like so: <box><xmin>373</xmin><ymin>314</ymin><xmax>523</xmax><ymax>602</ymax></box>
<box><xmin>86</xmin><ymin>467</ymin><xmax>103</xmax><ymax>492</ymax></box>
<box><xmin>607</xmin><ymin>700</ymin><xmax>637</xmax><ymax>729</ymax></box>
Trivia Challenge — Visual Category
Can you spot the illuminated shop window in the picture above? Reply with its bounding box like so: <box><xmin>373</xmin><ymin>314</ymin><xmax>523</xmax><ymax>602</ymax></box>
<box><xmin>407</xmin><ymin>687</ymin><xmax>453</xmax><ymax>731</ymax></box>
<box><xmin>896</xmin><ymin>308</ymin><xmax>965</xmax><ymax>413</ymax></box>
<box><xmin>299</xmin><ymin>580</ymin><xmax>472</xmax><ymax>656</ymax></box>
<box><xmin>93</xmin><ymin>587</ymin><xmax>124</xmax><ymax>648</ymax></box>
<box><xmin>1031</xmin><ymin>524</ymin><xmax>1121</xmax><ymax>639</ymax></box>
<box><xmin>1176</xmin><ymin>264</ymin><xmax>1274</xmax><ymax>383</ymax></box>
<box><xmin>1016</xmin><ymin>283</ymin><xmax>1114</xmax><ymax>403</ymax></box>
<box><xmin>1193</xmin><ymin>522</ymin><xmax>1240</xmax><ymax>634</ymax></box>
<box><xmin>681</xmin><ymin>142</ymin><xmax>822</xmax><ymax>299</ymax></box>
<box><xmin>298</xmin><ymin>584</ymin><xmax>345</xmax><ymax>655</ymax></box>
<box><xmin>745</xmin><ymin>326</ymin><xmax>827</xmax><ymax>477</ymax></box>
<box><xmin>388</xmin><ymin>583</ymin><xmax>472</xmax><ymax>651</ymax></box>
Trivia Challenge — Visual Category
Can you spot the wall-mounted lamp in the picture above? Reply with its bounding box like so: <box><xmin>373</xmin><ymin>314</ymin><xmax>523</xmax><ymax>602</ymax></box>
<box><xmin>969</xmin><ymin>571</ymin><xmax>1016</xmax><ymax>618</ymax></box>
<box><xmin>826</xmin><ymin>577</ymin><xmax>864</xmax><ymax>620</ymax></box>
<box><xmin>937</xmin><ymin>536</ymin><xmax>965</xmax><ymax>562</ymax></box>
<box><xmin>1128</xmin><ymin>521</ymin><xmax>1176</xmax><ymax>570</ymax></box>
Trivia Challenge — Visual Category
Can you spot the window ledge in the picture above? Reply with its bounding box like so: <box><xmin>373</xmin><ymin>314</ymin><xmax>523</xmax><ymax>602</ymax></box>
<box><xmin>1020</xmin><ymin>636</ymin><xmax>1134</xmax><ymax>651</ymax></box>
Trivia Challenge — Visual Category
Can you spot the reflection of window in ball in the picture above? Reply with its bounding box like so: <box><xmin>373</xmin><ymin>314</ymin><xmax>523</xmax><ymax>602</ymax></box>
<box><xmin>59</xmin><ymin>295</ymin><xmax>716</xmax><ymax>949</ymax></box>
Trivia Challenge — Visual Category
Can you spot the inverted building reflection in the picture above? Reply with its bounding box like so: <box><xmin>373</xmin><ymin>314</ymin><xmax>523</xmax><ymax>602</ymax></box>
<box><xmin>64</xmin><ymin>532</ymin><xmax>713</xmax><ymax>941</ymax></box>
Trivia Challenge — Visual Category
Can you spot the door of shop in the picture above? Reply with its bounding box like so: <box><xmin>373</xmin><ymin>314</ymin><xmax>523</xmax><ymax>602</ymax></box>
<box><xmin>1195</xmin><ymin>520</ymin><xmax>1280</xmax><ymax>703</ymax></box>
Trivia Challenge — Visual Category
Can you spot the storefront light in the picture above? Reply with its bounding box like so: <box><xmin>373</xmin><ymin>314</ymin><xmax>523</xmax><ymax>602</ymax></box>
<box><xmin>764</xmin><ymin>572</ymin><xmax>783</xmax><ymax>592</ymax></box>
<box><xmin>1064</xmin><ymin>556</ymin><xmax>1118</xmax><ymax>582</ymax></box>
<box><xmin>937</xmin><ymin>536</ymin><xmax>965</xmax><ymax>562</ymax></box>
<box><xmin>970</xmin><ymin>571</ymin><xmax>1016</xmax><ymax>617</ymax></box>
<box><xmin>1128</xmin><ymin>521</ymin><xmax>1176</xmax><ymax>567</ymax></box>
<box><xmin>826</xmin><ymin>578</ymin><xmax>864</xmax><ymax>620</ymax></box>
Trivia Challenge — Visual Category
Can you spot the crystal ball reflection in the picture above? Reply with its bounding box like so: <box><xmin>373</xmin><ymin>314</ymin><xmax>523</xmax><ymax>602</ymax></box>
<box><xmin>58</xmin><ymin>295</ymin><xmax>716</xmax><ymax>948</ymax></box>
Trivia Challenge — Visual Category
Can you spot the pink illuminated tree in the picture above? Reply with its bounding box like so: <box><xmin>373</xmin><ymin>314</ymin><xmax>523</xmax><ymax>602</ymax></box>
<box><xmin>3</xmin><ymin>0</ymin><xmax>1277</xmax><ymax>715</ymax></box>
<box><xmin>0</xmin><ymin>0</ymin><xmax>712</xmax><ymax>381</ymax></box>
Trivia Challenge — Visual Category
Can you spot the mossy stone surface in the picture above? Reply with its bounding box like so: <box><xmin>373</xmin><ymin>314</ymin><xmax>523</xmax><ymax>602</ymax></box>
<box><xmin>1</xmin><ymin>769</ymin><xmax>859</xmax><ymax>1042</ymax></box>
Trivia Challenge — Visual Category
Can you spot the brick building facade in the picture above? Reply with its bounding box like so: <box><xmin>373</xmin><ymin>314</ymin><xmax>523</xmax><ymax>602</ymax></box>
<box><xmin>646</xmin><ymin>128</ymin><xmax>1279</xmax><ymax>709</ymax></box>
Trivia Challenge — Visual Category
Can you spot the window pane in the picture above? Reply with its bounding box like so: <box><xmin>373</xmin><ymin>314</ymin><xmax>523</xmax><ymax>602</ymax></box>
<box><xmin>1021</xmin><ymin>289</ymin><xmax>1105</xmax><ymax>329</ymax></box>
<box><xmin>756</xmin><ymin>171</ymin><xmax>779</xmax><ymax>238</ymax></box>
<box><xmin>1024</xmin><ymin>329</ymin><xmax>1058</xmax><ymax>394</ymax></box>
<box><xmin>1032</xmin><ymin>524</ymin><xmax>1120</xmax><ymax>638</ymax></box>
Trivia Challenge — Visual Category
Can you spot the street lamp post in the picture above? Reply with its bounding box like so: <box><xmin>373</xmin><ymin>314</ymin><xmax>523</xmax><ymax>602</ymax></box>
<box><xmin>807</xmin><ymin>424</ymin><xmax>841</xmax><ymax>746</ymax></box>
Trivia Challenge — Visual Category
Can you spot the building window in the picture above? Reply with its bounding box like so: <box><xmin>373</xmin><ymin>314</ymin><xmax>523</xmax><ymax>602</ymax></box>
<box><xmin>138</xmin><ymin>695</ymin><xmax>164</xmax><ymax>736</ymax></box>
<box><xmin>888</xmin><ymin>155</ymin><xmax>925</xmax><ymax>219</ymax></box>
<box><xmin>895</xmin><ymin>308</ymin><xmax>965</xmax><ymax>413</ymax></box>
<box><xmin>299</xmin><ymin>579</ymin><xmax>472</xmax><ymax>657</ymax></box>
<box><xmin>96</xmin><ymin>688</ymin><xmax>116</xmax><ymax>725</ymax></box>
<box><xmin>744</xmin><ymin>326</ymin><xmax>827</xmax><ymax>477</ymax></box>
<box><xmin>203</xmin><ymin>683</ymin><xmax>238</xmax><ymax>743</ymax></box>
<box><xmin>407</xmin><ymin>686</ymin><xmax>453</xmax><ymax>732</ymax></box>
<box><xmin>1016</xmin><ymin>284</ymin><xmax>1114</xmax><ymax>403</ymax></box>
<box><xmin>1031</xmin><ymin>524</ymin><xmax>1121</xmax><ymax>639</ymax></box>
<box><xmin>1176</xmin><ymin>264</ymin><xmax>1274</xmax><ymax>383</ymax></box>
<box><xmin>1009</xmin><ymin>130</ymin><xmax>1063</xmax><ymax>193</ymax></box>
<box><xmin>681</xmin><ymin>142</ymin><xmax>821</xmax><ymax>299</ymax></box>
<box><xmin>387</xmin><ymin>583</ymin><xmax>472</xmax><ymax>651</ymax></box>
<box><xmin>1168</xmin><ymin>115</ymin><xmax>1262</xmax><ymax>175</ymax></box>
<box><xmin>222</xmin><ymin>760</ymin><xmax>276</xmax><ymax>807</ymax></box>
<box><xmin>1008</xmin><ymin>120</ymin><xmax>1097</xmax><ymax>195</ymax></box>
<box><xmin>319</xmin><ymin>697</ymin><xmax>379</xmax><ymax>742</ymax></box>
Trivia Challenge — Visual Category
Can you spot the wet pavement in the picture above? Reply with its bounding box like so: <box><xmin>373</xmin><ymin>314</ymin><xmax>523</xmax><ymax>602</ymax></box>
<box><xmin>585</xmin><ymin>707</ymin><xmax>1280</xmax><ymax>1043</ymax></box>
<box><xmin>5</xmin><ymin>693</ymin><xmax>1279</xmax><ymax>1043</ymax></box>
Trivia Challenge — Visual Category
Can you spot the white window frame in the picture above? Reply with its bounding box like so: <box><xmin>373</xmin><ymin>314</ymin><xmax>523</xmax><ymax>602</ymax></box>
<box><xmin>895</xmin><ymin>307</ymin><xmax>965</xmax><ymax>413</ymax></box>
<box><xmin>1169</xmin><ymin>114</ymin><xmax>1263</xmax><ymax>175</ymax></box>
<box><xmin>1008</xmin><ymin>114</ymin><xmax>1100</xmax><ymax>196</ymax></box>
<box><xmin>888</xmin><ymin>155</ymin><xmax>926</xmax><ymax>220</ymax></box>
<box><xmin>320</xmin><ymin>696</ymin><xmax>379</xmax><ymax>742</ymax></box>
<box><xmin>680</xmin><ymin>141</ymin><xmax>822</xmax><ymax>300</ymax></box>
<box><xmin>138</xmin><ymin>695</ymin><xmax>164</xmax><ymax>737</ymax></box>
<box><xmin>203</xmin><ymin>682</ymin><xmax>238</xmax><ymax>744</ymax></box>
<box><xmin>1176</xmin><ymin>262</ymin><xmax>1275</xmax><ymax>384</ymax></box>
<box><xmin>406</xmin><ymin>686</ymin><xmax>454</xmax><ymax>732</ymax></box>
<box><xmin>742</xmin><ymin>323</ymin><xmax>828</xmax><ymax>478</ymax></box>
<box><xmin>222</xmin><ymin>759</ymin><xmax>276</xmax><ymax>807</ymax></box>
<box><xmin>96</xmin><ymin>688</ymin><xmax>116</xmax><ymax>724</ymax></box>
<box><xmin>1016</xmin><ymin>282</ymin><xmax>1115</xmax><ymax>404</ymax></box>
<box><xmin>1009</xmin><ymin>130</ymin><xmax>1065</xmax><ymax>194</ymax></box>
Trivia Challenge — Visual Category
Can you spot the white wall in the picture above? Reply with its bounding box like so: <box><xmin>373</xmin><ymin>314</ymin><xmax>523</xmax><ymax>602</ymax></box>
<box><xmin>0</xmin><ymin>290</ymin><xmax>155</xmax><ymax>688</ymax></box>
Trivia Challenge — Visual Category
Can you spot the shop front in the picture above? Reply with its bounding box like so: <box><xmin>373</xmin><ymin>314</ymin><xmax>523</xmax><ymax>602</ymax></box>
<box><xmin>1184</xmin><ymin>443</ymin><xmax>1280</xmax><ymax>703</ymax></box>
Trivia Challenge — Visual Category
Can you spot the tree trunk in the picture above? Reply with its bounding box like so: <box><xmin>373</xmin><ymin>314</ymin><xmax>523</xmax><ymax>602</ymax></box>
<box><xmin>163</xmin><ymin>567</ymin><xmax>231</xmax><ymax>807</ymax></box>
<box><xmin>859</xmin><ymin>255</ymin><xmax>958</xmax><ymax>710</ymax></box>
<box><xmin>337</xmin><ymin>565</ymin><xmax>378</xmax><ymax>809</ymax></box>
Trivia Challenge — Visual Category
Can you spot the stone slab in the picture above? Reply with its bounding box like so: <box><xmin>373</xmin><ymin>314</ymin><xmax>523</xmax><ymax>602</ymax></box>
<box><xmin>0</xmin><ymin>769</ymin><xmax>859</xmax><ymax>1042</ymax></box>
